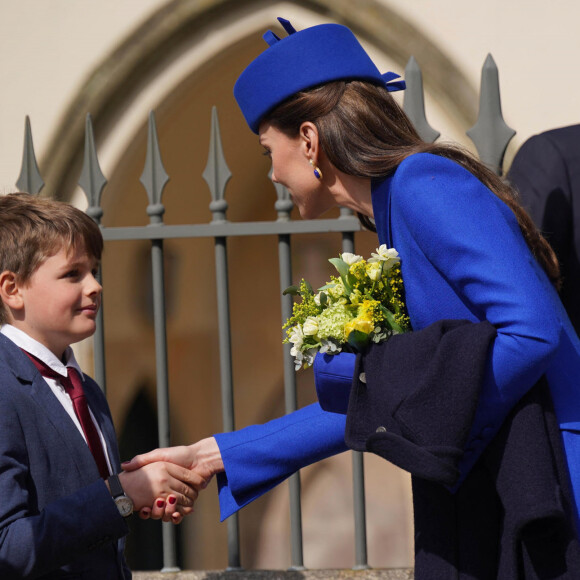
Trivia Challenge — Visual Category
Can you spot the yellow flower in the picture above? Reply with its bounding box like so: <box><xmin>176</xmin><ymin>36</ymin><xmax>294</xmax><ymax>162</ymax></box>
<box><xmin>348</xmin><ymin>288</ymin><xmax>364</xmax><ymax>305</ymax></box>
<box><xmin>350</xmin><ymin>261</ymin><xmax>368</xmax><ymax>281</ymax></box>
<box><xmin>344</xmin><ymin>318</ymin><xmax>374</xmax><ymax>337</ymax></box>
<box><xmin>366</xmin><ymin>262</ymin><xmax>383</xmax><ymax>281</ymax></box>
<box><xmin>360</xmin><ymin>298</ymin><xmax>383</xmax><ymax>318</ymax></box>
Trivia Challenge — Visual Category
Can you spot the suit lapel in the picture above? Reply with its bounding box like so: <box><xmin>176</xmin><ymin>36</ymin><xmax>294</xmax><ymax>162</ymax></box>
<box><xmin>83</xmin><ymin>378</ymin><xmax>120</xmax><ymax>471</ymax></box>
<box><xmin>2</xmin><ymin>337</ymin><xmax>103</xmax><ymax>481</ymax></box>
<box><xmin>29</xmin><ymin>373</ymin><xmax>103</xmax><ymax>481</ymax></box>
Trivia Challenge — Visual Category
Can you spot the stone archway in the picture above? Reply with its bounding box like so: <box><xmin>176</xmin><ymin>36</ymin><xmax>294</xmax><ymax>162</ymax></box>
<box><xmin>40</xmin><ymin>0</ymin><xmax>476</xmax><ymax>201</ymax></box>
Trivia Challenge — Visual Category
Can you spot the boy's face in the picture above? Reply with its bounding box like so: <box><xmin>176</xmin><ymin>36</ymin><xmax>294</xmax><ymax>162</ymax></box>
<box><xmin>13</xmin><ymin>245</ymin><xmax>102</xmax><ymax>358</ymax></box>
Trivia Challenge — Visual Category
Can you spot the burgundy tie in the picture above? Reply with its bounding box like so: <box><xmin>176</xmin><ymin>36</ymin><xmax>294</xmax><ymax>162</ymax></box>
<box><xmin>23</xmin><ymin>351</ymin><xmax>110</xmax><ymax>479</ymax></box>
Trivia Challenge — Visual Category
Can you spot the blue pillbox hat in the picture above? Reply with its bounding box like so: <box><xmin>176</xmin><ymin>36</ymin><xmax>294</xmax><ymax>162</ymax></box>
<box><xmin>234</xmin><ymin>18</ymin><xmax>405</xmax><ymax>134</ymax></box>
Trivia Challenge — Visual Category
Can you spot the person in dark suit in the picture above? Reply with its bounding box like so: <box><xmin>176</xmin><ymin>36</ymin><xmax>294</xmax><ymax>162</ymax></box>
<box><xmin>508</xmin><ymin>124</ymin><xmax>580</xmax><ymax>335</ymax></box>
<box><xmin>0</xmin><ymin>193</ymin><xmax>200</xmax><ymax>579</ymax></box>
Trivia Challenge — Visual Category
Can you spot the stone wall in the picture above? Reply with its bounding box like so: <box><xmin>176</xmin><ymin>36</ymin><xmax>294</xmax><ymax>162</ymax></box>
<box><xmin>133</xmin><ymin>570</ymin><xmax>414</xmax><ymax>580</ymax></box>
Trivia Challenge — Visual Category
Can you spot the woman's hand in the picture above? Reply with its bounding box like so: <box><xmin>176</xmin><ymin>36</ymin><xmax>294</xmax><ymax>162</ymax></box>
<box><xmin>121</xmin><ymin>438</ymin><xmax>224</xmax><ymax>522</ymax></box>
<box><xmin>115</xmin><ymin>460</ymin><xmax>203</xmax><ymax>521</ymax></box>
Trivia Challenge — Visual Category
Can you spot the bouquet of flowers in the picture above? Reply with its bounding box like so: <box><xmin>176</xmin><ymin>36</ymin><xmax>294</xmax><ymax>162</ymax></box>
<box><xmin>283</xmin><ymin>245</ymin><xmax>411</xmax><ymax>370</ymax></box>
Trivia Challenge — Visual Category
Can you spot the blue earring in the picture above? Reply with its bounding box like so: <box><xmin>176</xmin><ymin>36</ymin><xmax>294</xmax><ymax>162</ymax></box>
<box><xmin>309</xmin><ymin>159</ymin><xmax>323</xmax><ymax>180</ymax></box>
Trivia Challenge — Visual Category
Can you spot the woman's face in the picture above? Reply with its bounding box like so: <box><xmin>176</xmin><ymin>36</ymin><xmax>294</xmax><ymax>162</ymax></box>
<box><xmin>259</xmin><ymin>122</ymin><xmax>335</xmax><ymax>219</ymax></box>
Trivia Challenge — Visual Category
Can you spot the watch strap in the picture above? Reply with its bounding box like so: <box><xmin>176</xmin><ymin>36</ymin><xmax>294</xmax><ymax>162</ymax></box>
<box><xmin>108</xmin><ymin>473</ymin><xmax>124</xmax><ymax>498</ymax></box>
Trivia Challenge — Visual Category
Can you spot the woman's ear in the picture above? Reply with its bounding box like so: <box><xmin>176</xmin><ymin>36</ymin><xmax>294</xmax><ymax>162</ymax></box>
<box><xmin>299</xmin><ymin>122</ymin><xmax>320</xmax><ymax>160</ymax></box>
<box><xmin>0</xmin><ymin>271</ymin><xmax>24</xmax><ymax>313</ymax></box>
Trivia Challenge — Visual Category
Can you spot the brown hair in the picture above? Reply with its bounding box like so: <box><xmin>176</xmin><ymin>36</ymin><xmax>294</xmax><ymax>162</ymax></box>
<box><xmin>263</xmin><ymin>81</ymin><xmax>560</xmax><ymax>288</ymax></box>
<box><xmin>0</xmin><ymin>192</ymin><xmax>103</xmax><ymax>323</ymax></box>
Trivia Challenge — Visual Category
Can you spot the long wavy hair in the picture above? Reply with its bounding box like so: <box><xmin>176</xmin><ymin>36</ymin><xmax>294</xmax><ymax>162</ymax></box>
<box><xmin>262</xmin><ymin>80</ymin><xmax>561</xmax><ymax>288</ymax></box>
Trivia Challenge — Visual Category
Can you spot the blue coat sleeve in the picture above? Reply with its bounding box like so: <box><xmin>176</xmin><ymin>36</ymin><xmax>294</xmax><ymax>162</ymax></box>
<box><xmin>214</xmin><ymin>403</ymin><xmax>348</xmax><ymax>520</ymax></box>
<box><xmin>390</xmin><ymin>154</ymin><xmax>563</xmax><ymax>476</ymax></box>
<box><xmin>313</xmin><ymin>352</ymin><xmax>357</xmax><ymax>414</ymax></box>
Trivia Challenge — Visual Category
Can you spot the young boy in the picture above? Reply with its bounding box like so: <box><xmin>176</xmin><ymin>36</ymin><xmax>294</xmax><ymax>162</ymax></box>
<box><xmin>0</xmin><ymin>193</ymin><xmax>199</xmax><ymax>579</ymax></box>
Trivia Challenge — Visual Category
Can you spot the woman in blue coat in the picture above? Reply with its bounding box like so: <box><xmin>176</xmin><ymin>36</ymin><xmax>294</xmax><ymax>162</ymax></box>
<box><xmin>126</xmin><ymin>18</ymin><xmax>580</xmax><ymax>537</ymax></box>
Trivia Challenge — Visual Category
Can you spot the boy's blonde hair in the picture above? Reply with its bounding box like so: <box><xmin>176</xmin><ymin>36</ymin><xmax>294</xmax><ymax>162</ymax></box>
<box><xmin>0</xmin><ymin>193</ymin><xmax>103</xmax><ymax>324</ymax></box>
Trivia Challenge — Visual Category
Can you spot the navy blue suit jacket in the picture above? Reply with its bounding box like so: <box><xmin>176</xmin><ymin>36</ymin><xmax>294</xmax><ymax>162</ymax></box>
<box><xmin>508</xmin><ymin>124</ymin><xmax>580</xmax><ymax>335</ymax></box>
<box><xmin>0</xmin><ymin>334</ymin><xmax>131</xmax><ymax>579</ymax></box>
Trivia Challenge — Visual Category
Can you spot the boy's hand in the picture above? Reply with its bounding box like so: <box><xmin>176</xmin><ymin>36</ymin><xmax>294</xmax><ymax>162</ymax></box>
<box><xmin>117</xmin><ymin>461</ymin><xmax>202</xmax><ymax>519</ymax></box>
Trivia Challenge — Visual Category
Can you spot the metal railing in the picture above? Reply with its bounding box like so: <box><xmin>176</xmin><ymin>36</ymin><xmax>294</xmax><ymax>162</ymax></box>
<box><xmin>15</xmin><ymin>54</ymin><xmax>514</xmax><ymax>574</ymax></box>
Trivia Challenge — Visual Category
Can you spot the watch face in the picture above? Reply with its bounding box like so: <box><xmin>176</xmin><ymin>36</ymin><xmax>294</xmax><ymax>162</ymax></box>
<box><xmin>115</xmin><ymin>495</ymin><xmax>134</xmax><ymax>517</ymax></box>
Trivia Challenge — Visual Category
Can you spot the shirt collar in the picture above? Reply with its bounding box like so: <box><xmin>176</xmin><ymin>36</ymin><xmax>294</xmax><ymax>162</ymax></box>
<box><xmin>0</xmin><ymin>324</ymin><xmax>83</xmax><ymax>379</ymax></box>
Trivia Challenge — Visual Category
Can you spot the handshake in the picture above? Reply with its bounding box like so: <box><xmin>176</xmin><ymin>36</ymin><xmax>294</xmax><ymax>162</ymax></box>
<box><xmin>115</xmin><ymin>437</ymin><xmax>223</xmax><ymax>524</ymax></box>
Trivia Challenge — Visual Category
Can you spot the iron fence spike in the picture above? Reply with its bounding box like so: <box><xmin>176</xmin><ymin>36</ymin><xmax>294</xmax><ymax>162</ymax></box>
<box><xmin>271</xmin><ymin>169</ymin><xmax>293</xmax><ymax>220</ymax></box>
<box><xmin>466</xmin><ymin>54</ymin><xmax>516</xmax><ymax>175</ymax></box>
<box><xmin>203</xmin><ymin>107</ymin><xmax>232</xmax><ymax>204</ymax></box>
<box><xmin>16</xmin><ymin>116</ymin><xmax>44</xmax><ymax>194</ymax></box>
<box><xmin>140</xmin><ymin>111</ymin><xmax>169</xmax><ymax>223</ymax></box>
<box><xmin>403</xmin><ymin>56</ymin><xmax>440</xmax><ymax>143</ymax></box>
<box><xmin>79</xmin><ymin>114</ymin><xmax>107</xmax><ymax>223</ymax></box>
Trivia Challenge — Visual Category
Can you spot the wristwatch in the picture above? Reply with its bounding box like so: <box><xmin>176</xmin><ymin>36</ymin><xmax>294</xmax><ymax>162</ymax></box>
<box><xmin>108</xmin><ymin>474</ymin><xmax>134</xmax><ymax>518</ymax></box>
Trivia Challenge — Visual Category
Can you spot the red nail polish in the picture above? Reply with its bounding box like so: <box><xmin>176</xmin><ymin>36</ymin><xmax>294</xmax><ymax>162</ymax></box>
<box><xmin>156</xmin><ymin>499</ymin><xmax>165</xmax><ymax>508</ymax></box>
<box><xmin>168</xmin><ymin>496</ymin><xmax>176</xmax><ymax>505</ymax></box>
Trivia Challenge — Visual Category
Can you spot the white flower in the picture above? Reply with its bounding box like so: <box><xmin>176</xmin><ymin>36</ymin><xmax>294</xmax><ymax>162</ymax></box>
<box><xmin>368</xmin><ymin>245</ymin><xmax>400</xmax><ymax>269</ymax></box>
<box><xmin>302</xmin><ymin>317</ymin><xmax>319</xmax><ymax>336</ymax></box>
<box><xmin>341</xmin><ymin>252</ymin><xmax>363</xmax><ymax>265</ymax></box>
<box><xmin>288</xmin><ymin>325</ymin><xmax>304</xmax><ymax>353</ymax></box>
<box><xmin>367</xmin><ymin>262</ymin><xmax>382</xmax><ymax>281</ymax></box>
<box><xmin>292</xmin><ymin>350</ymin><xmax>304</xmax><ymax>371</ymax></box>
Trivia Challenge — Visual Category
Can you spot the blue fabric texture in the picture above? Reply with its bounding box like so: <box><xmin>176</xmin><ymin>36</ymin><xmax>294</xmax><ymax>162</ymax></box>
<box><xmin>313</xmin><ymin>351</ymin><xmax>356</xmax><ymax>414</ymax></box>
<box><xmin>374</xmin><ymin>153</ymin><xmax>580</xmax><ymax>514</ymax></box>
<box><xmin>234</xmin><ymin>18</ymin><xmax>404</xmax><ymax>133</ymax></box>
<box><xmin>214</xmin><ymin>403</ymin><xmax>347</xmax><ymax>521</ymax></box>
